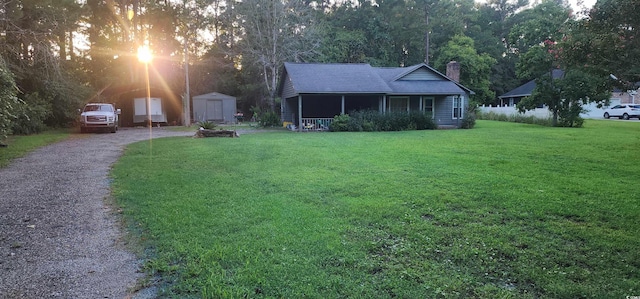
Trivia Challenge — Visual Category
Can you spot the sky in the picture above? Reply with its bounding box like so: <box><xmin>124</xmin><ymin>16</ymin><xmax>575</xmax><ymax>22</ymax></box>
<box><xmin>566</xmin><ymin>0</ymin><xmax>597</xmax><ymax>12</ymax></box>
<box><xmin>475</xmin><ymin>0</ymin><xmax>597</xmax><ymax>13</ymax></box>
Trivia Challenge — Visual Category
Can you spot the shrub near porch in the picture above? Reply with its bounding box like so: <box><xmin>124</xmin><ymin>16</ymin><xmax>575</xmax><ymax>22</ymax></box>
<box><xmin>111</xmin><ymin>120</ymin><xmax>640</xmax><ymax>298</ymax></box>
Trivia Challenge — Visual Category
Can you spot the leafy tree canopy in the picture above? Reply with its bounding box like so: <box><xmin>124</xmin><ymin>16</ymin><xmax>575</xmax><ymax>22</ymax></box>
<box><xmin>507</xmin><ymin>0</ymin><xmax>572</xmax><ymax>54</ymax></box>
<box><xmin>435</xmin><ymin>35</ymin><xmax>497</xmax><ymax>105</ymax></box>
<box><xmin>563</xmin><ymin>0</ymin><xmax>640</xmax><ymax>89</ymax></box>
<box><xmin>517</xmin><ymin>39</ymin><xmax>611</xmax><ymax>127</ymax></box>
<box><xmin>2</xmin><ymin>0</ymin><xmax>635</xmax><ymax>133</ymax></box>
<box><xmin>0</xmin><ymin>57</ymin><xmax>23</xmax><ymax>143</ymax></box>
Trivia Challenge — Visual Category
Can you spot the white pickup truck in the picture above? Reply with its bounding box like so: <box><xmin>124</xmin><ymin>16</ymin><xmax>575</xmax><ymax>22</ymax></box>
<box><xmin>79</xmin><ymin>103</ymin><xmax>121</xmax><ymax>133</ymax></box>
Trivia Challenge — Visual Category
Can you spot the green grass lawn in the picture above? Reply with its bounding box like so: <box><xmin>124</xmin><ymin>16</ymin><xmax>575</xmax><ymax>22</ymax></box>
<box><xmin>167</xmin><ymin>122</ymin><xmax>285</xmax><ymax>132</ymax></box>
<box><xmin>111</xmin><ymin>120</ymin><xmax>640</xmax><ymax>298</ymax></box>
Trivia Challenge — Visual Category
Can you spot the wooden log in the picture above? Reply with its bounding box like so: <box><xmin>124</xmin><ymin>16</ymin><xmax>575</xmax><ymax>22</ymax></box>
<box><xmin>194</xmin><ymin>129</ymin><xmax>239</xmax><ymax>138</ymax></box>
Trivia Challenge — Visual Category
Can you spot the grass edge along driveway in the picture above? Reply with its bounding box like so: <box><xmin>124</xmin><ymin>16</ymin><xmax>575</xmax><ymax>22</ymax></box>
<box><xmin>0</xmin><ymin>129</ymin><xmax>71</xmax><ymax>168</ymax></box>
<box><xmin>111</xmin><ymin>120</ymin><xmax>640</xmax><ymax>298</ymax></box>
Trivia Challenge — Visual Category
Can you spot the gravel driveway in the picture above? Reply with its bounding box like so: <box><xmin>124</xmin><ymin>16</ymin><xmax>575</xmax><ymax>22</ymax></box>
<box><xmin>0</xmin><ymin>127</ymin><xmax>194</xmax><ymax>299</ymax></box>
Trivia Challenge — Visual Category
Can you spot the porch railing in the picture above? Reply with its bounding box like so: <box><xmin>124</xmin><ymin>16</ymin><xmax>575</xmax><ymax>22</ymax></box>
<box><xmin>300</xmin><ymin>118</ymin><xmax>333</xmax><ymax>131</ymax></box>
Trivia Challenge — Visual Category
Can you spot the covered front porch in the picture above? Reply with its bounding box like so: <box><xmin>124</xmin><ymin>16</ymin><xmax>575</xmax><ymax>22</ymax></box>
<box><xmin>281</xmin><ymin>94</ymin><xmax>449</xmax><ymax>131</ymax></box>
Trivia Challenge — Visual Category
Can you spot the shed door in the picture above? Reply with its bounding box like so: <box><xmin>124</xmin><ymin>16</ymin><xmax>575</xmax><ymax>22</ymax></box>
<box><xmin>207</xmin><ymin>100</ymin><xmax>223</xmax><ymax>120</ymax></box>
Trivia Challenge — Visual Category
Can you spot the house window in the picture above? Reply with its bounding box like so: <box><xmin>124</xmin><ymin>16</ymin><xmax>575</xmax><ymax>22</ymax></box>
<box><xmin>389</xmin><ymin>97</ymin><xmax>409</xmax><ymax>112</ymax></box>
<box><xmin>423</xmin><ymin>97</ymin><xmax>434</xmax><ymax>116</ymax></box>
<box><xmin>453</xmin><ymin>96</ymin><xmax>463</xmax><ymax>119</ymax></box>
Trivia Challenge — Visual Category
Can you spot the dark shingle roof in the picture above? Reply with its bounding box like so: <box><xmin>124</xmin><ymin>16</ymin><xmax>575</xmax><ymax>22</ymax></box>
<box><xmin>281</xmin><ymin>62</ymin><xmax>473</xmax><ymax>96</ymax></box>
<box><xmin>499</xmin><ymin>69</ymin><xmax>566</xmax><ymax>99</ymax></box>
<box><xmin>499</xmin><ymin>80</ymin><xmax>536</xmax><ymax>99</ymax></box>
<box><xmin>284</xmin><ymin>63</ymin><xmax>392</xmax><ymax>94</ymax></box>
<box><xmin>374</xmin><ymin>67</ymin><xmax>408</xmax><ymax>82</ymax></box>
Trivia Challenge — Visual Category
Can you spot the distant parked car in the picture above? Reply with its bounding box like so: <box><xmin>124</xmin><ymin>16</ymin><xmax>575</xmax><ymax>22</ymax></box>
<box><xmin>603</xmin><ymin>104</ymin><xmax>640</xmax><ymax>120</ymax></box>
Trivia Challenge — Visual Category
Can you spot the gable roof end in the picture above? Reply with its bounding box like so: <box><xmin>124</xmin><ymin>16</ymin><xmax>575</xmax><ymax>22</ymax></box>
<box><xmin>390</xmin><ymin>63</ymin><xmax>475</xmax><ymax>95</ymax></box>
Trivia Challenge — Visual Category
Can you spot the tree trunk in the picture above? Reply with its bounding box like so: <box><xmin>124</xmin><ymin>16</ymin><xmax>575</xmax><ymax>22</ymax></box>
<box><xmin>424</xmin><ymin>10</ymin><xmax>430</xmax><ymax>65</ymax></box>
<box><xmin>59</xmin><ymin>32</ymin><xmax>67</xmax><ymax>61</ymax></box>
<box><xmin>68</xmin><ymin>32</ymin><xmax>75</xmax><ymax>61</ymax></box>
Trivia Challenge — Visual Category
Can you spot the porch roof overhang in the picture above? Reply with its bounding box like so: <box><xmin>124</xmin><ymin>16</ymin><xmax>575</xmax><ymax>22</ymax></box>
<box><xmin>387</xmin><ymin>80</ymin><xmax>471</xmax><ymax>96</ymax></box>
<box><xmin>288</xmin><ymin>80</ymin><xmax>470</xmax><ymax>97</ymax></box>
<box><xmin>292</xmin><ymin>92</ymin><xmax>386</xmax><ymax>96</ymax></box>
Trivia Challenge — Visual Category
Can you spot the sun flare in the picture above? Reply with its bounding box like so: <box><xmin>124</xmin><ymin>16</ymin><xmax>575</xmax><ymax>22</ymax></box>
<box><xmin>137</xmin><ymin>45</ymin><xmax>153</xmax><ymax>63</ymax></box>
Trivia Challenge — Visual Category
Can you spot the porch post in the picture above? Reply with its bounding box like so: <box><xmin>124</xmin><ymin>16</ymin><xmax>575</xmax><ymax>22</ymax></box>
<box><xmin>419</xmin><ymin>96</ymin><xmax>423</xmax><ymax>112</ymax></box>
<box><xmin>433</xmin><ymin>97</ymin><xmax>436</xmax><ymax>120</ymax></box>
<box><xmin>341</xmin><ymin>95</ymin><xmax>345</xmax><ymax>114</ymax></box>
<box><xmin>382</xmin><ymin>95</ymin><xmax>387</xmax><ymax>114</ymax></box>
<box><xmin>406</xmin><ymin>97</ymin><xmax>410</xmax><ymax>112</ymax></box>
<box><xmin>456</xmin><ymin>95</ymin><xmax>461</xmax><ymax>128</ymax></box>
<box><xmin>298</xmin><ymin>95</ymin><xmax>302</xmax><ymax>132</ymax></box>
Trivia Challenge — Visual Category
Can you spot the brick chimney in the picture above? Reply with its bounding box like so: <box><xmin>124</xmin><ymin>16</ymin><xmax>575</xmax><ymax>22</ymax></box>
<box><xmin>446</xmin><ymin>61</ymin><xmax>460</xmax><ymax>83</ymax></box>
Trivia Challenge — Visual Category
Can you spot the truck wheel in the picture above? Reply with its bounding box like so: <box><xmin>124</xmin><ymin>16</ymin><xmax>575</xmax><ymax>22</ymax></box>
<box><xmin>110</xmin><ymin>126</ymin><xmax>117</xmax><ymax>133</ymax></box>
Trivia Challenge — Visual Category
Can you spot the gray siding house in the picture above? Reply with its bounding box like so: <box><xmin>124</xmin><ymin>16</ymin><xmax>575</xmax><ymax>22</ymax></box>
<box><xmin>278</xmin><ymin>62</ymin><xmax>474</xmax><ymax>129</ymax></box>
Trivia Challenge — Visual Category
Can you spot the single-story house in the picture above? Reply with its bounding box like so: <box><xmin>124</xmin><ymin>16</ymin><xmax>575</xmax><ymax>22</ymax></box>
<box><xmin>277</xmin><ymin>61</ymin><xmax>474</xmax><ymax>129</ymax></box>
<box><xmin>498</xmin><ymin>69</ymin><xmax>565</xmax><ymax>107</ymax></box>
<box><xmin>192</xmin><ymin>92</ymin><xmax>237</xmax><ymax>123</ymax></box>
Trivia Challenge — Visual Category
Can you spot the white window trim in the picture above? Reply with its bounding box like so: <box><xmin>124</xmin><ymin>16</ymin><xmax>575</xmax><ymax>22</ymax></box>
<box><xmin>452</xmin><ymin>95</ymin><xmax>464</xmax><ymax>119</ymax></box>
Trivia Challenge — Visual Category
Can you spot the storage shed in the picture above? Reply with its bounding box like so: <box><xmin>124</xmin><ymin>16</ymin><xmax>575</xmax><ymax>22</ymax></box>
<box><xmin>192</xmin><ymin>92</ymin><xmax>237</xmax><ymax>123</ymax></box>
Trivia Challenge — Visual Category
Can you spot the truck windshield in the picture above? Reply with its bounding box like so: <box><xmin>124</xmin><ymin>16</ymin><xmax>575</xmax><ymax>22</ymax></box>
<box><xmin>84</xmin><ymin>105</ymin><xmax>113</xmax><ymax>112</ymax></box>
